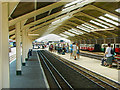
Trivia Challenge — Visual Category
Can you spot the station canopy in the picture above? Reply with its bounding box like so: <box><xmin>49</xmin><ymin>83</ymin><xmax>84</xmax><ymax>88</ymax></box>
<box><xmin>8</xmin><ymin>0</ymin><xmax>120</xmax><ymax>41</ymax></box>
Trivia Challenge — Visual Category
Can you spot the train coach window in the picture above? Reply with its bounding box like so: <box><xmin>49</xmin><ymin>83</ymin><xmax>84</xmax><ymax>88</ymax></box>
<box><xmin>116</xmin><ymin>45</ymin><xmax>119</xmax><ymax>48</ymax></box>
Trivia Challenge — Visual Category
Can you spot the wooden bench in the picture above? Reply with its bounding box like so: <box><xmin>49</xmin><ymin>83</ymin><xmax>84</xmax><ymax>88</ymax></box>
<box><xmin>113</xmin><ymin>55</ymin><xmax>120</xmax><ymax>69</ymax></box>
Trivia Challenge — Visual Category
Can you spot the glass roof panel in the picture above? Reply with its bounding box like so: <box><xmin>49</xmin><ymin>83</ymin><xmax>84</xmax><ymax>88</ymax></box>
<box><xmin>84</xmin><ymin>23</ymin><xmax>98</xmax><ymax>29</ymax></box>
<box><xmin>68</xmin><ymin>28</ymin><xmax>83</xmax><ymax>35</ymax></box>
<box><xmin>59</xmin><ymin>33</ymin><xmax>69</xmax><ymax>38</ymax></box>
<box><xmin>81</xmin><ymin>24</ymin><xmax>95</xmax><ymax>30</ymax></box>
<box><xmin>99</xmin><ymin>16</ymin><xmax>119</xmax><ymax>26</ymax></box>
<box><xmin>104</xmin><ymin>14</ymin><xmax>120</xmax><ymax>22</ymax></box>
<box><xmin>52</xmin><ymin>16</ymin><xmax>71</xmax><ymax>25</ymax></box>
<box><xmin>90</xmin><ymin>20</ymin><xmax>109</xmax><ymax>28</ymax></box>
<box><xmin>68</xmin><ymin>30</ymin><xmax>79</xmax><ymax>35</ymax></box>
<box><xmin>94</xmin><ymin>19</ymin><xmax>114</xmax><ymax>27</ymax></box>
<box><xmin>63</xmin><ymin>31</ymin><xmax>75</xmax><ymax>36</ymax></box>
<box><xmin>77</xmin><ymin>26</ymin><xmax>91</xmax><ymax>32</ymax></box>
<box><xmin>64</xmin><ymin>0</ymin><xmax>83</xmax><ymax>7</ymax></box>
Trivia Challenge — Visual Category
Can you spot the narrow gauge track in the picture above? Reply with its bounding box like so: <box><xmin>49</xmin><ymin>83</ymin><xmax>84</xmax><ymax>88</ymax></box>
<box><xmin>43</xmin><ymin>50</ymin><xmax>120</xmax><ymax>90</ymax></box>
<box><xmin>38</xmin><ymin>50</ymin><xmax>103</xmax><ymax>89</ymax></box>
<box><xmin>80</xmin><ymin>52</ymin><xmax>103</xmax><ymax>60</ymax></box>
<box><xmin>38</xmin><ymin>51</ymin><xmax>73</xmax><ymax>89</ymax></box>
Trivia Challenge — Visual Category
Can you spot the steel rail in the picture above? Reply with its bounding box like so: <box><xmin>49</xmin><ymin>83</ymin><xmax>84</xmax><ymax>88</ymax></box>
<box><xmin>38</xmin><ymin>51</ymin><xmax>62</xmax><ymax>89</ymax></box>
<box><xmin>44</xmin><ymin>50</ymin><xmax>119</xmax><ymax>89</ymax></box>
<box><xmin>40</xmin><ymin>51</ymin><xmax>74</xmax><ymax>89</ymax></box>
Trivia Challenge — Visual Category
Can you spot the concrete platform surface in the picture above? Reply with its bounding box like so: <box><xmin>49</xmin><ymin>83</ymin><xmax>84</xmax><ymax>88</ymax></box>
<box><xmin>10</xmin><ymin>50</ymin><xmax>49</xmax><ymax>88</ymax></box>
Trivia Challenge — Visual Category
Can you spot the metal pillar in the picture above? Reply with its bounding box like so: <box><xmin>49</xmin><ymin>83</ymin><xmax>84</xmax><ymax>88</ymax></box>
<box><xmin>0</xmin><ymin>2</ymin><xmax>10</xmax><ymax>88</ymax></box>
<box><xmin>22</xmin><ymin>29</ymin><xmax>26</xmax><ymax>66</ymax></box>
<box><xmin>15</xmin><ymin>22</ymin><xmax>22</xmax><ymax>75</ymax></box>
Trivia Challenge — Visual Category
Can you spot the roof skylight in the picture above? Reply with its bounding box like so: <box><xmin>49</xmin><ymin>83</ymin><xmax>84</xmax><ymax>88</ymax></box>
<box><xmin>90</xmin><ymin>20</ymin><xmax>109</xmax><ymax>28</ymax></box>
<box><xmin>99</xmin><ymin>16</ymin><xmax>119</xmax><ymax>26</ymax></box>
<box><xmin>104</xmin><ymin>14</ymin><xmax>120</xmax><ymax>22</ymax></box>
<box><xmin>115</xmin><ymin>8</ymin><xmax>120</xmax><ymax>13</ymax></box>
<box><xmin>83</xmin><ymin>23</ymin><xmax>98</xmax><ymax>29</ymax></box>
<box><xmin>63</xmin><ymin>31</ymin><xmax>75</xmax><ymax>36</ymax></box>
<box><xmin>81</xmin><ymin>24</ymin><xmax>95</xmax><ymax>30</ymax></box>
<box><xmin>64</xmin><ymin>0</ymin><xmax>83</xmax><ymax>8</ymax></box>
<box><xmin>77</xmin><ymin>25</ymin><xmax>91</xmax><ymax>32</ymax></box>
<box><xmin>59</xmin><ymin>33</ymin><xmax>69</xmax><ymax>38</ymax></box>
<box><xmin>94</xmin><ymin>19</ymin><xmax>114</xmax><ymax>27</ymax></box>
<box><xmin>52</xmin><ymin>16</ymin><xmax>71</xmax><ymax>25</ymax></box>
<box><xmin>68</xmin><ymin>28</ymin><xmax>83</xmax><ymax>35</ymax></box>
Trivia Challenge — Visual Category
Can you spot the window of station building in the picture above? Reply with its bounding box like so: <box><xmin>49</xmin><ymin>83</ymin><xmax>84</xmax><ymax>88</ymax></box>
<box><xmin>94</xmin><ymin>19</ymin><xmax>114</xmax><ymax>27</ymax></box>
<box><xmin>63</xmin><ymin>31</ymin><xmax>75</xmax><ymax>36</ymax></box>
<box><xmin>76</xmin><ymin>25</ymin><xmax>91</xmax><ymax>32</ymax></box>
<box><xmin>90</xmin><ymin>20</ymin><xmax>109</xmax><ymax>28</ymax></box>
<box><xmin>104</xmin><ymin>14</ymin><xmax>120</xmax><ymax>22</ymax></box>
<box><xmin>115</xmin><ymin>8</ymin><xmax>120</xmax><ymax>13</ymax></box>
<box><xmin>99</xmin><ymin>16</ymin><xmax>119</xmax><ymax>26</ymax></box>
<box><xmin>59</xmin><ymin>33</ymin><xmax>69</xmax><ymax>38</ymax></box>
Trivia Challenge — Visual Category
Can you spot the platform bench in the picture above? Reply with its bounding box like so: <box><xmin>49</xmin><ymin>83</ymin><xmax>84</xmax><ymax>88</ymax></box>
<box><xmin>113</xmin><ymin>55</ymin><xmax>120</xmax><ymax>69</ymax></box>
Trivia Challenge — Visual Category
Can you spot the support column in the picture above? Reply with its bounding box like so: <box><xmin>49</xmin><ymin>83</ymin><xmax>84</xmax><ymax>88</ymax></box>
<box><xmin>95</xmin><ymin>39</ymin><xmax>97</xmax><ymax>44</ymax></box>
<box><xmin>0</xmin><ymin>2</ymin><xmax>10</xmax><ymax>88</ymax></box>
<box><xmin>0</xmin><ymin>2</ymin><xmax>2</xmax><ymax>89</ymax></box>
<box><xmin>15</xmin><ymin>22</ymin><xmax>22</xmax><ymax>75</ymax></box>
<box><xmin>113</xmin><ymin>37</ymin><xmax>116</xmax><ymax>51</ymax></box>
<box><xmin>104</xmin><ymin>38</ymin><xmax>106</xmax><ymax>44</ymax></box>
<box><xmin>114</xmin><ymin>37</ymin><xmax>116</xmax><ymax>43</ymax></box>
<box><xmin>22</xmin><ymin>30</ymin><xmax>26</xmax><ymax>66</ymax></box>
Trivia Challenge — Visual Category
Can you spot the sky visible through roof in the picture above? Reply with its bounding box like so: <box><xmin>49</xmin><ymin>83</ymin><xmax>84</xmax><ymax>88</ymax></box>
<box><xmin>36</xmin><ymin>34</ymin><xmax>70</xmax><ymax>42</ymax></box>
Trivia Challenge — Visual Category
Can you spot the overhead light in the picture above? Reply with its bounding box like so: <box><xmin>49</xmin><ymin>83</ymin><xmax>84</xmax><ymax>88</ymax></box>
<box><xmin>28</xmin><ymin>34</ymin><xmax>39</xmax><ymax>36</ymax></box>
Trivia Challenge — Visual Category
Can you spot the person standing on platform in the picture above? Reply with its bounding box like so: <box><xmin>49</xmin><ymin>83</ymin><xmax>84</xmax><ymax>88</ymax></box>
<box><xmin>104</xmin><ymin>43</ymin><xmax>114</xmax><ymax>68</ymax></box>
<box><xmin>49</xmin><ymin>44</ymin><xmax>53</xmax><ymax>52</ymax></box>
<box><xmin>76</xmin><ymin>43</ymin><xmax>80</xmax><ymax>59</ymax></box>
<box><xmin>70</xmin><ymin>43</ymin><xmax>73</xmax><ymax>59</ymax></box>
<box><xmin>72</xmin><ymin>42</ymin><xmax>77</xmax><ymax>60</ymax></box>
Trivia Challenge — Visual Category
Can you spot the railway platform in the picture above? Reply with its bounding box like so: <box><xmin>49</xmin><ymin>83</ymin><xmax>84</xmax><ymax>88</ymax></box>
<box><xmin>46</xmin><ymin>49</ymin><xmax>120</xmax><ymax>83</ymax></box>
<box><xmin>10</xmin><ymin>50</ymin><xmax>49</xmax><ymax>88</ymax></box>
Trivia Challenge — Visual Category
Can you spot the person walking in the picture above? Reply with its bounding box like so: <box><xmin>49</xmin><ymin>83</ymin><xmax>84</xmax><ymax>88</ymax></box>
<box><xmin>104</xmin><ymin>43</ymin><xmax>114</xmax><ymax>68</ymax></box>
<box><xmin>70</xmin><ymin>43</ymin><xmax>73</xmax><ymax>59</ymax></box>
<box><xmin>72</xmin><ymin>42</ymin><xmax>77</xmax><ymax>60</ymax></box>
<box><xmin>76</xmin><ymin>43</ymin><xmax>80</xmax><ymax>59</ymax></box>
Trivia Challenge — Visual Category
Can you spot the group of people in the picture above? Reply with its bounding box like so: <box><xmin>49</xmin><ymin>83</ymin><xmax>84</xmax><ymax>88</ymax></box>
<box><xmin>70</xmin><ymin>42</ymin><xmax>80</xmax><ymax>60</ymax></box>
